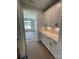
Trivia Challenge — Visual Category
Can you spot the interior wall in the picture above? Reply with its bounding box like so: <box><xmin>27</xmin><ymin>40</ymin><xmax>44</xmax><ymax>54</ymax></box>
<box><xmin>23</xmin><ymin>9</ymin><xmax>37</xmax><ymax>32</ymax></box>
<box><xmin>17</xmin><ymin>0</ymin><xmax>26</xmax><ymax>58</ymax></box>
<box><xmin>22</xmin><ymin>5</ymin><xmax>44</xmax><ymax>41</ymax></box>
<box><xmin>22</xmin><ymin>4</ymin><xmax>43</xmax><ymax>32</ymax></box>
<box><xmin>17</xmin><ymin>1</ymin><xmax>43</xmax><ymax>57</ymax></box>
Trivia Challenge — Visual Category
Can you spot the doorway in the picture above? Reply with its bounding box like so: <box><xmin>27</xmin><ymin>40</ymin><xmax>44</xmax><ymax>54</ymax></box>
<box><xmin>23</xmin><ymin>9</ymin><xmax>37</xmax><ymax>42</ymax></box>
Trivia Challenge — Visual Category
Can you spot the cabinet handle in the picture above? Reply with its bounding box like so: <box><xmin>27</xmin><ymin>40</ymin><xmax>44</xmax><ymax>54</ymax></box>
<box><xmin>49</xmin><ymin>42</ymin><xmax>52</xmax><ymax>46</ymax></box>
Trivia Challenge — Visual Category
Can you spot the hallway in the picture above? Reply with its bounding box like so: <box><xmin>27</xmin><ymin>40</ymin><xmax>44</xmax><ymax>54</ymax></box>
<box><xmin>26</xmin><ymin>41</ymin><xmax>54</xmax><ymax>59</ymax></box>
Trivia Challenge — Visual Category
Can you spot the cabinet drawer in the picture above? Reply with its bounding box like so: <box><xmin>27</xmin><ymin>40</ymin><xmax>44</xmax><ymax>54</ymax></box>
<box><xmin>40</xmin><ymin>34</ymin><xmax>44</xmax><ymax>41</ymax></box>
<box><xmin>40</xmin><ymin>35</ymin><xmax>47</xmax><ymax>46</ymax></box>
<box><xmin>40</xmin><ymin>34</ymin><xmax>57</xmax><ymax>56</ymax></box>
<box><xmin>46</xmin><ymin>38</ymin><xmax>57</xmax><ymax>55</ymax></box>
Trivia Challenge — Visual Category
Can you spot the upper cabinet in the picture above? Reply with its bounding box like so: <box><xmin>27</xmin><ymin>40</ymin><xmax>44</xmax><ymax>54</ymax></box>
<box><xmin>43</xmin><ymin>1</ymin><xmax>62</xmax><ymax>28</ymax></box>
<box><xmin>51</xmin><ymin>2</ymin><xmax>62</xmax><ymax>28</ymax></box>
<box><xmin>44</xmin><ymin>7</ymin><xmax>51</xmax><ymax>27</ymax></box>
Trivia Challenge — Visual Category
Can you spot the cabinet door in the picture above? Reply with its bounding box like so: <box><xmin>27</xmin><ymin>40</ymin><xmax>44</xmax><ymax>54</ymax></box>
<box><xmin>45</xmin><ymin>38</ymin><xmax>52</xmax><ymax>51</ymax></box>
<box><xmin>50</xmin><ymin>39</ymin><xmax>57</xmax><ymax>55</ymax></box>
<box><xmin>40</xmin><ymin>34</ymin><xmax>44</xmax><ymax>43</ymax></box>
<box><xmin>40</xmin><ymin>34</ymin><xmax>47</xmax><ymax>46</ymax></box>
<box><xmin>54</xmin><ymin>6</ymin><xmax>62</xmax><ymax>28</ymax></box>
<box><xmin>51</xmin><ymin>4</ymin><xmax>58</xmax><ymax>27</ymax></box>
<box><xmin>51</xmin><ymin>3</ymin><xmax>62</xmax><ymax>28</ymax></box>
<box><xmin>50</xmin><ymin>5</ymin><xmax>56</xmax><ymax>27</ymax></box>
<box><xmin>40</xmin><ymin>34</ymin><xmax>43</xmax><ymax>42</ymax></box>
<box><xmin>44</xmin><ymin>11</ymin><xmax>47</xmax><ymax>26</ymax></box>
<box><xmin>38</xmin><ymin>13</ymin><xmax>45</xmax><ymax>27</ymax></box>
<box><xmin>46</xmin><ymin>38</ymin><xmax>57</xmax><ymax>55</ymax></box>
<box><xmin>42</xmin><ymin>36</ymin><xmax>46</xmax><ymax>45</ymax></box>
<box><xmin>44</xmin><ymin>8</ymin><xmax>51</xmax><ymax>26</ymax></box>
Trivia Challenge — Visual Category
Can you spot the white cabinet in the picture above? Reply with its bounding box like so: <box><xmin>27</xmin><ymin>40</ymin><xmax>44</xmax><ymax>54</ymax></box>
<box><xmin>40</xmin><ymin>34</ymin><xmax>46</xmax><ymax>46</ymax></box>
<box><xmin>46</xmin><ymin>38</ymin><xmax>57</xmax><ymax>56</ymax></box>
<box><xmin>44</xmin><ymin>8</ymin><xmax>51</xmax><ymax>26</ymax></box>
<box><xmin>51</xmin><ymin>3</ymin><xmax>62</xmax><ymax>28</ymax></box>
<box><xmin>49</xmin><ymin>39</ymin><xmax>57</xmax><ymax>56</ymax></box>
<box><xmin>38</xmin><ymin>13</ymin><xmax>45</xmax><ymax>28</ymax></box>
<box><xmin>40</xmin><ymin>33</ymin><xmax>57</xmax><ymax>57</ymax></box>
<box><xmin>43</xmin><ymin>2</ymin><xmax>62</xmax><ymax>28</ymax></box>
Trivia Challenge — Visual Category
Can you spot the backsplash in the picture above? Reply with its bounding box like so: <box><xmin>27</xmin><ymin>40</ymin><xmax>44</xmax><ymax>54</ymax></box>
<box><xmin>41</xmin><ymin>26</ymin><xmax>60</xmax><ymax>34</ymax></box>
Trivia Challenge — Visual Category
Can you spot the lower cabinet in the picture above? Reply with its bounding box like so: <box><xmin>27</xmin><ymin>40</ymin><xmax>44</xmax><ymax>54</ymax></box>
<box><xmin>40</xmin><ymin>34</ymin><xmax>46</xmax><ymax>46</ymax></box>
<box><xmin>48</xmin><ymin>38</ymin><xmax>57</xmax><ymax>56</ymax></box>
<box><xmin>40</xmin><ymin>33</ymin><xmax>57</xmax><ymax>57</ymax></box>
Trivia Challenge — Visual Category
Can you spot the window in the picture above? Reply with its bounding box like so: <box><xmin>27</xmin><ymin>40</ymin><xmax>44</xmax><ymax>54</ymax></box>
<box><xmin>24</xmin><ymin>21</ymin><xmax>32</xmax><ymax>29</ymax></box>
<box><xmin>23</xmin><ymin>9</ymin><xmax>37</xmax><ymax>31</ymax></box>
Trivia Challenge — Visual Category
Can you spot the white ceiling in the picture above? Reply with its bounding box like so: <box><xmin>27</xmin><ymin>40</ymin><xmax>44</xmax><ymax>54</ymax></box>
<box><xmin>20</xmin><ymin>0</ymin><xmax>59</xmax><ymax>10</ymax></box>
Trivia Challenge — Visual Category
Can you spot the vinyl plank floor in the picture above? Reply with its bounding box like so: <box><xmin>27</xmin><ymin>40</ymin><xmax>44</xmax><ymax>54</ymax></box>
<box><xmin>27</xmin><ymin>41</ymin><xmax>54</xmax><ymax>59</ymax></box>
